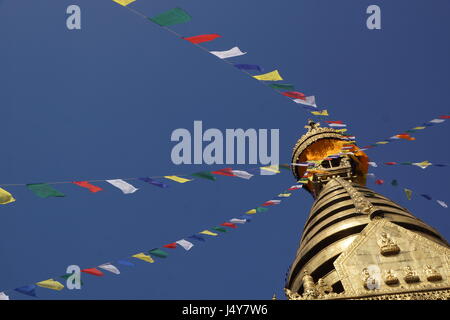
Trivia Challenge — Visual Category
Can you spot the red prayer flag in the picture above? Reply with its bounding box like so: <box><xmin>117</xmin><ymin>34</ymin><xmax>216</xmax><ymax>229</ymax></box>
<box><xmin>375</xmin><ymin>179</ymin><xmax>384</xmax><ymax>185</ymax></box>
<box><xmin>81</xmin><ymin>268</ymin><xmax>104</xmax><ymax>276</ymax></box>
<box><xmin>73</xmin><ymin>181</ymin><xmax>103</xmax><ymax>193</ymax></box>
<box><xmin>184</xmin><ymin>34</ymin><xmax>221</xmax><ymax>44</ymax></box>
<box><xmin>439</xmin><ymin>115</ymin><xmax>450</xmax><ymax>119</ymax></box>
<box><xmin>211</xmin><ymin>168</ymin><xmax>235</xmax><ymax>177</ymax></box>
<box><xmin>163</xmin><ymin>243</ymin><xmax>177</xmax><ymax>249</ymax></box>
<box><xmin>282</xmin><ymin>91</ymin><xmax>306</xmax><ymax>99</ymax></box>
<box><xmin>221</xmin><ymin>222</ymin><xmax>237</xmax><ymax>229</ymax></box>
<box><xmin>396</xmin><ymin>133</ymin><xmax>415</xmax><ymax>141</ymax></box>
<box><xmin>384</xmin><ymin>162</ymin><xmax>397</xmax><ymax>165</ymax></box>
<box><xmin>325</xmin><ymin>121</ymin><xmax>344</xmax><ymax>124</ymax></box>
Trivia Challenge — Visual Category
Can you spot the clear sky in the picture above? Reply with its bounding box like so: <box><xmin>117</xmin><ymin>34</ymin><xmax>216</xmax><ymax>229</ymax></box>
<box><xmin>0</xmin><ymin>0</ymin><xmax>449</xmax><ymax>299</ymax></box>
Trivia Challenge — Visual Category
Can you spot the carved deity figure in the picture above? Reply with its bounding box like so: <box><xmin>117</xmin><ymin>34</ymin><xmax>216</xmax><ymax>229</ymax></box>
<box><xmin>424</xmin><ymin>265</ymin><xmax>442</xmax><ymax>282</ymax></box>
<box><xmin>404</xmin><ymin>266</ymin><xmax>420</xmax><ymax>283</ymax></box>
<box><xmin>384</xmin><ymin>269</ymin><xmax>399</xmax><ymax>285</ymax></box>
<box><xmin>378</xmin><ymin>232</ymin><xmax>400</xmax><ymax>256</ymax></box>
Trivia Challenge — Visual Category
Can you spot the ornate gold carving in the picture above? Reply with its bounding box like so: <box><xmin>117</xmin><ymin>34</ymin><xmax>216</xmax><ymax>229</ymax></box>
<box><xmin>378</xmin><ymin>232</ymin><xmax>400</xmax><ymax>256</ymax></box>
<box><xmin>316</xmin><ymin>278</ymin><xmax>333</xmax><ymax>295</ymax></box>
<box><xmin>404</xmin><ymin>266</ymin><xmax>420</xmax><ymax>283</ymax></box>
<box><xmin>334</xmin><ymin>177</ymin><xmax>376</xmax><ymax>215</ymax></box>
<box><xmin>302</xmin><ymin>270</ymin><xmax>319</xmax><ymax>298</ymax></box>
<box><xmin>384</xmin><ymin>270</ymin><xmax>399</xmax><ymax>285</ymax></box>
<box><xmin>424</xmin><ymin>265</ymin><xmax>442</xmax><ymax>282</ymax></box>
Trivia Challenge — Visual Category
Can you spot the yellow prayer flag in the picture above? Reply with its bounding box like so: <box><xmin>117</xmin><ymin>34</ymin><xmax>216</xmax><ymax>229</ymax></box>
<box><xmin>164</xmin><ymin>175</ymin><xmax>191</xmax><ymax>183</ymax></box>
<box><xmin>412</xmin><ymin>126</ymin><xmax>426</xmax><ymax>130</ymax></box>
<box><xmin>310</xmin><ymin>110</ymin><xmax>329</xmax><ymax>116</ymax></box>
<box><xmin>199</xmin><ymin>230</ymin><xmax>218</xmax><ymax>236</ymax></box>
<box><xmin>132</xmin><ymin>253</ymin><xmax>154</xmax><ymax>263</ymax></box>
<box><xmin>376</xmin><ymin>141</ymin><xmax>389</xmax><ymax>145</ymax></box>
<box><xmin>36</xmin><ymin>279</ymin><xmax>64</xmax><ymax>291</ymax></box>
<box><xmin>260</xmin><ymin>165</ymin><xmax>280</xmax><ymax>174</ymax></box>
<box><xmin>252</xmin><ymin>70</ymin><xmax>283</xmax><ymax>81</ymax></box>
<box><xmin>0</xmin><ymin>187</ymin><xmax>15</xmax><ymax>205</ymax></box>
<box><xmin>335</xmin><ymin>128</ymin><xmax>347</xmax><ymax>133</ymax></box>
<box><xmin>413</xmin><ymin>160</ymin><xmax>432</xmax><ymax>169</ymax></box>
<box><xmin>112</xmin><ymin>0</ymin><xmax>136</xmax><ymax>6</ymax></box>
<box><xmin>246</xmin><ymin>209</ymin><xmax>257</xmax><ymax>214</ymax></box>
<box><xmin>278</xmin><ymin>193</ymin><xmax>291</xmax><ymax>197</ymax></box>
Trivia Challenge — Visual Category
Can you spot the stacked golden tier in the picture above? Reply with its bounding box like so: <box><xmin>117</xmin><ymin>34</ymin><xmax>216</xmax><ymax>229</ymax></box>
<box><xmin>285</xmin><ymin>121</ymin><xmax>450</xmax><ymax>300</ymax></box>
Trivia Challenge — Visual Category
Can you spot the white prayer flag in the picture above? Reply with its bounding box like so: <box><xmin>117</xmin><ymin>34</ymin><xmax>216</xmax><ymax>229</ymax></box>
<box><xmin>210</xmin><ymin>46</ymin><xmax>247</xmax><ymax>59</ymax></box>
<box><xmin>98</xmin><ymin>263</ymin><xmax>120</xmax><ymax>275</ymax></box>
<box><xmin>231</xmin><ymin>170</ymin><xmax>253</xmax><ymax>180</ymax></box>
<box><xmin>176</xmin><ymin>239</ymin><xmax>194</xmax><ymax>251</ymax></box>
<box><xmin>0</xmin><ymin>292</ymin><xmax>9</xmax><ymax>300</ymax></box>
<box><xmin>368</xmin><ymin>162</ymin><xmax>378</xmax><ymax>167</ymax></box>
<box><xmin>106</xmin><ymin>179</ymin><xmax>138</xmax><ymax>194</ymax></box>
<box><xmin>260</xmin><ymin>165</ymin><xmax>280</xmax><ymax>175</ymax></box>
<box><xmin>293</xmin><ymin>96</ymin><xmax>317</xmax><ymax>107</ymax></box>
<box><xmin>429</xmin><ymin>119</ymin><xmax>445</xmax><ymax>123</ymax></box>
<box><xmin>437</xmin><ymin>200</ymin><xmax>448</xmax><ymax>208</ymax></box>
<box><xmin>230</xmin><ymin>218</ymin><xmax>247</xmax><ymax>224</ymax></box>
<box><xmin>328</xmin><ymin>123</ymin><xmax>346</xmax><ymax>128</ymax></box>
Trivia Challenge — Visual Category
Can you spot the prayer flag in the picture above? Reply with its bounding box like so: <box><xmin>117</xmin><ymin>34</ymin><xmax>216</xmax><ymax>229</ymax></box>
<box><xmin>184</xmin><ymin>34</ymin><xmax>221</xmax><ymax>44</ymax></box>
<box><xmin>269</xmin><ymin>83</ymin><xmax>295</xmax><ymax>91</ymax></box>
<box><xmin>36</xmin><ymin>279</ymin><xmax>64</xmax><ymax>291</ymax></box>
<box><xmin>252</xmin><ymin>70</ymin><xmax>283</xmax><ymax>81</ymax></box>
<box><xmin>191</xmin><ymin>171</ymin><xmax>216</xmax><ymax>181</ymax></box>
<box><xmin>0</xmin><ymin>187</ymin><xmax>15</xmax><ymax>205</ymax></box>
<box><xmin>257</xmin><ymin>207</ymin><xmax>269</xmax><ymax>213</ymax></box>
<box><xmin>106</xmin><ymin>179</ymin><xmax>138</xmax><ymax>194</ymax></box>
<box><xmin>15</xmin><ymin>285</ymin><xmax>36</xmax><ymax>297</ymax></box>
<box><xmin>294</xmin><ymin>96</ymin><xmax>317</xmax><ymax>108</ymax></box>
<box><xmin>420</xmin><ymin>194</ymin><xmax>432</xmax><ymax>200</ymax></box>
<box><xmin>81</xmin><ymin>268</ymin><xmax>104</xmax><ymax>276</ymax></box>
<box><xmin>149</xmin><ymin>248</ymin><xmax>168</xmax><ymax>258</ymax></box>
<box><xmin>384</xmin><ymin>162</ymin><xmax>397</xmax><ymax>165</ymax></box>
<box><xmin>368</xmin><ymin>162</ymin><xmax>378</xmax><ymax>167</ymax></box>
<box><xmin>262</xmin><ymin>200</ymin><xmax>281</xmax><ymax>206</ymax></box>
<box><xmin>260</xmin><ymin>165</ymin><xmax>280</xmax><ymax>175</ymax></box>
<box><xmin>148</xmin><ymin>7</ymin><xmax>192</xmax><ymax>26</ymax></box>
<box><xmin>211</xmin><ymin>168</ymin><xmax>235</xmax><ymax>177</ymax></box>
<box><xmin>437</xmin><ymin>200</ymin><xmax>448</xmax><ymax>208</ymax></box>
<box><xmin>278</xmin><ymin>193</ymin><xmax>291</xmax><ymax>197</ymax></box>
<box><xmin>375</xmin><ymin>179</ymin><xmax>384</xmax><ymax>185</ymax></box>
<box><xmin>112</xmin><ymin>0</ymin><xmax>136</xmax><ymax>6</ymax></box>
<box><xmin>404</xmin><ymin>189</ymin><xmax>413</xmax><ymax>200</ymax></box>
<box><xmin>391</xmin><ymin>180</ymin><xmax>398</xmax><ymax>186</ymax></box>
<box><xmin>221</xmin><ymin>222</ymin><xmax>237</xmax><ymax>228</ymax></box>
<box><xmin>229</xmin><ymin>218</ymin><xmax>247</xmax><ymax>224</ymax></box>
<box><xmin>188</xmin><ymin>234</ymin><xmax>206</xmax><ymax>242</ymax></box>
<box><xmin>164</xmin><ymin>175</ymin><xmax>191</xmax><ymax>183</ymax></box>
<box><xmin>439</xmin><ymin>115</ymin><xmax>450</xmax><ymax>119</ymax></box>
<box><xmin>98</xmin><ymin>263</ymin><xmax>120</xmax><ymax>275</ymax></box>
<box><xmin>429</xmin><ymin>119</ymin><xmax>445</xmax><ymax>124</ymax></box>
<box><xmin>139</xmin><ymin>177</ymin><xmax>169</xmax><ymax>188</ymax></box>
<box><xmin>210</xmin><ymin>47</ymin><xmax>246</xmax><ymax>59</ymax></box>
<box><xmin>288</xmin><ymin>185</ymin><xmax>302</xmax><ymax>190</ymax></box>
<box><xmin>26</xmin><ymin>183</ymin><xmax>65</xmax><ymax>198</ymax></box>
<box><xmin>73</xmin><ymin>181</ymin><xmax>103</xmax><ymax>193</ymax></box>
<box><xmin>0</xmin><ymin>292</ymin><xmax>9</xmax><ymax>300</ymax></box>
<box><xmin>234</xmin><ymin>64</ymin><xmax>262</xmax><ymax>71</ymax></box>
<box><xmin>246</xmin><ymin>209</ymin><xmax>257</xmax><ymax>214</ymax></box>
<box><xmin>282</xmin><ymin>91</ymin><xmax>305</xmax><ymax>99</ymax></box>
<box><xmin>163</xmin><ymin>243</ymin><xmax>177</xmax><ymax>249</ymax></box>
<box><xmin>412</xmin><ymin>160</ymin><xmax>432</xmax><ymax>169</ymax></box>
<box><xmin>396</xmin><ymin>134</ymin><xmax>415</xmax><ymax>140</ymax></box>
<box><xmin>176</xmin><ymin>239</ymin><xmax>194</xmax><ymax>251</ymax></box>
<box><xmin>199</xmin><ymin>230</ymin><xmax>218</xmax><ymax>236</ymax></box>
<box><xmin>311</xmin><ymin>110</ymin><xmax>329</xmax><ymax>116</ymax></box>
<box><xmin>132</xmin><ymin>253</ymin><xmax>154</xmax><ymax>263</ymax></box>
<box><xmin>117</xmin><ymin>260</ymin><xmax>134</xmax><ymax>267</ymax></box>
<box><xmin>212</xmin><ymin>226</ymin><xmax>227</xmax><ymax>233</ymax></box>
<box><xmin>231</xmin><ymin>170</ymin><xmax>253</xmax><ymax>180</ymax></box>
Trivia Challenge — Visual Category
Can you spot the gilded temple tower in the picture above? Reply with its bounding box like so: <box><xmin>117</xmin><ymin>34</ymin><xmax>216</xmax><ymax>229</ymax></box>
<box><xmin>285</xmin><ymin>121</ymin><xmax>450</xmax><ymax>300</ymax></box>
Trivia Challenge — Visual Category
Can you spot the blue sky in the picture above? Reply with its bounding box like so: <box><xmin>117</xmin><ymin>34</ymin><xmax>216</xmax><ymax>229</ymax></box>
<box><xmin>0</xmin><ymin>0</ymin><xmax>449</xmax><ymax>299</ymax></box>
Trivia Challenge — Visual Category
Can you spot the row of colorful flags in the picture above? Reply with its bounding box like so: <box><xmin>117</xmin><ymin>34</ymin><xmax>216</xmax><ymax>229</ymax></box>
<box><xmin>369</xmin><ymin>160</ymin><xmax>448</xmax><ymax>169</ymax></box>
<box><xmin>360</xmin><ymin>115</ymin><xmax>450</xmax><ymax>151</ymax></box>
<box><xmin>0</xmin><ymin>165</ymin><xmax>285</xmax><ymax>205</ymax></box>
<box><xmin>366</xmin><ymin>174</ymin><xmax>448</xmax><ymax>209</ymax></box>
<box><xmin>0</xmin><ymin>165</ymin><xmax>315</xmax><ymax>299</ymax></box>
<box><xmin>111</xmin><ymin>2</ymin><xmax>331</xmax><ymax>117</ymax></box>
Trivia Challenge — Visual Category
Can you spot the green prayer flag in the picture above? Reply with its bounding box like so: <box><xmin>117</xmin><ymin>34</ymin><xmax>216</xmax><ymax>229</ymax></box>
<box><xmin>26</xmin><ymin>183</ymin><xmax>65</xmax><ymax>198</ymax></box>
<box><xmin>256</xmin><ymin>207</ymin><xmax>268</xmax><ymax>213</ymax></box>
<box><xmin>60</xmin><ymin>274</ymin><xmax>83</xmax><ymax>286</ymax></box>
<box><xmin>212</xmin><ymin>226</ymin><xmax>227</xmax><ymax>233</ymax></box>
<box><xmin>400</xmin><ymin>162</ymin><xmax>413</xmax><ymax>165</ymax></box>
<box><xmin>391</xmin><ymin>179</ymin><xmax>398</xmax><ymax>186</ymax></box>
<box><xmin>148</xmin><ymin>248</ymin><xmax>168</xmax><ymax>258</ymax></box>
<box><xmin>269</xmin><ymin>83</ymin><xmax>295</xmax><ymax>91</ymax></box>
<box><xmin>191</xmin><ymin>171</ymin><xmax>216</xmax><ymax>181</ymax></box>
<box><xmin>279</xmin><ymin>164</ymin><xmax>291</xmax><ymax>170</ymax></box>
<box><xmin>149</xmin><ymin>7</ymin><xmax>192</xmax><ymax>26</ymax></box>
<box><xmin>404</xmin><ymin>188</ymin><xmax>413</xmax><ymax>200</ymax></box>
